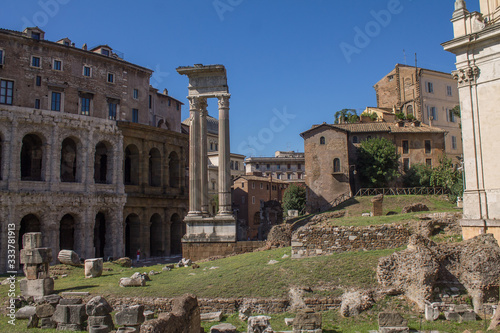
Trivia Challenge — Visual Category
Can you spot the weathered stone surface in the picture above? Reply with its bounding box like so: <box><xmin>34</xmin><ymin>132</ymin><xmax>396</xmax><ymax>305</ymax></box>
<box><xmin>40</xmin><ymin>317</ymin><xmax>57</xmax><ymax>329</ymax></box>
<box><xmin>52</xmin><ymin>304</ymin><xmax>87</xmax><ymax>324</ymax></box>
<box><xmin>402</xmin><ymin>203</ymin><xmax>429</xmax><ymax>214</ymax></box>
<box><xmin>58</xmin><ymin>250</ymin><xmax>82</xmax><ymax>266</ymax></box>
<box><xmin>488</xmin><ymin>303</ymin><xmax>500</xmax><ymax>330</ymax></box>
<box><xmin>34</xmin><ymin>294</ymin><xmax>61</xmax><ymax>305</ymax></box>
<box><xmin>113</xmin><ymin>257</ymin><xmax>132</xmax><ymax>267</ymax></box>
<box><xmin>20</xmin><ymin>248</ymin><xmax>53</xmax><ymax>265</ymax></box>
<box><xmin>60</xmin><ymin>298</ymin><xmax>83</xmax><ymax>305</ymax></box>
<box><xmin>378</xmin><ymin>312</ymin><xmax>407</xmax><ymax>327</ymax></box>
<box><xmin>144</xmin><ymin>310</ymin><xmax>155</xmax><ymax>320</ymax></box>
<box><xmin>20</xmin><ymin>278</ymin><xmax>54</xmax><ymax>297</ymax></box>
<box><xmin>267</xmin><ymin>223</ymin><xmax>293</xmax><ymax>248</ymax></box>
<box><xmin>201</xmin><ymin>311</ymin><xmax>223</xmax><ymax>322</ymax></box>
<box><xmin>89</xmin><ymin>325</ymin><xmax>111</xmax><ymax>333</ymax></box>
<box><xmin>340</xmin><ymin>290</ymin><xmax>374</xmax><ymax>317</ymax></box>
<box><xmin>247</xmin><ymin>316</ymin><xmax>272</xmax><ymax>333</ymax></box>
<box><xmin>210</xmin><ymin>323</ymin><xmax>237</xmax><ymax>333</ymax></box>
<box><xmin>171</xmin><ymin>294</ymin><xmax>201</xmax><ymax>333</ymax></box>
<box><xmin>371</xmin><ymin>194</ymin><xmax>384</xmax><ymax>217</ymax></box>
<box><xmin>56</xmin><ymin>323</ymin><xmax>84</xmax><ymax>331</ymax></box>
<box><xmin>23</xmin><ymin>232</ymin><xmax>42</xmax><ymax>250</ymax></box>
<box><xmin>27</xmin><ymin>314</ymin><xmax>39</xmax><ymax>329</ymax></box>
<box><xmin>88</xmin><ymin>314</ymin><xmax>114</xmax><ymax>330</ymax></box>
<box><xmin>131</xmin><ymin>272</ymin><xmax>150</xmax><ymax>281</ymax></box>
<box><xmin>293</xmin><ymin>308</ymin><xmax>321</xmax><ymax>332</ymax></box>
<box><xmin>379</xmin><ymin>328</ymin><xmax>410</xmax><ymax>333</ymax></box>
<box><xmin>178</xmin><ymin>258</ymin><xmax>192</xmax><ymax>267</ymax></box>
<box><xmin>61</xmin><ymin>291</ymin><xmax>90</xmax><ymax>297</ymax></box>
<box><xmin>16</xmin><ymin>306</ymin><xmax>36</xmax><ymax>319</ymax></box>
<box><xmin>86</xmin><ymin>296</ymin><xmax>113</xmax><ymax>316</ymax></box>
<box><xmin>35</xmin><ymin>303</ymin><xmax>55</xmax><ymax>318</ymax></box>
<box><xmin>119</xmin><ymin>277</ymin><xmax>146</xmax><ymax>287</ymax></box>
<box><xmin>424</xmin><ymin>303</ymin><xmax>439</xmax><ymax>321</ymax></box>
<box><xmin>85</xmin><ymin>258</ymin><xmax>104</xmax><ymax>278</ymax></box>
<box><xmin>115</xmin><ymin>305</ymin><xmax>145</xmax><ymax>326</ymax></box>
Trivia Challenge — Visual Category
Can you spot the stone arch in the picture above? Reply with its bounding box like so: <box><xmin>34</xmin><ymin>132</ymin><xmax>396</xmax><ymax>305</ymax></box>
<box><xmin>19</xmin><ymin>214</ymin><xmax>42</xmax><ymax>249</ymax></box>
<box><xmin>149</xmin><ymin>147</ymin><xmax>162</xmax><ymax>187</ymax></box>
<box><xmin>169</xmin><ymin>151</ymin><xmax>180</xmax><ymax>188</ymax></box>
<box><xmin>60</xmin><ymin>137</ymin><xmax>78</xmax><ymax>182</ymax></box>
<box><xmin>59</xmin><ymin>214</ymin><xmax>75</xmax><ymax>251</ymax></box>
<box><xmin>124</xmin><ymin>144</ymin><xmax>139</xmax><ymax>185</ymax></box>
<box><xmin>94</xmin><ymin>141</ymin><xmax>111</xmax><ymax>184</ymax></box>
<box><xmin>21</xmin><ymin>133</ymin><xmax>44</xmax><ymax>181</ymax></box>
<box><xmin>125</xmin><ymin>213</ymin><xmax>141</xmax><ymax>258</ymax></box>
<box><xmin>150</xmin><ymin>213</ymin><xmax>163</xmax><ymax>257</ymax></box>
<box><xmin>94</xmin><ymin>212</ymin><xmax>106</xmax><ymax>258</ymax></box>
<box><xmin>170</xmin><ymin>213</ymin><xmax>184</xmax><ymax>254</ymax></box>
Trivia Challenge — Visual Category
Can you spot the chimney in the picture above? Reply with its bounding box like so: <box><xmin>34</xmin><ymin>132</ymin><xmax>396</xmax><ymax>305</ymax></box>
<box><xmin>82</xmin><ymin>43</ymin><xmax>87</xmax><ymax>51</ymax></box>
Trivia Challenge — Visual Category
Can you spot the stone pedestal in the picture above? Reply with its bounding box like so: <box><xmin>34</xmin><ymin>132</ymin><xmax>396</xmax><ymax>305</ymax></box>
<box><xmin>371</xmin><ymin>194</ymin><xmax>384</xmax><ymax>217</ymax></box>
<box><xmin>19</xmin><ymin>233</ymin><xmax>54</xmax><ymax>297</ymax></box>
<box><xmin>85</xmin><ymin>258</ymin><xmax>103</xmax><ymax>278</ymax></box>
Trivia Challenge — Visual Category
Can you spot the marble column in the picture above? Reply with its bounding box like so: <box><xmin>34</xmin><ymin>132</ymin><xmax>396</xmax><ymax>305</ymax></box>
<box><xmin>187</xmin><ymin>97</ymin><xmax>202</xmax><ymax>217</ymax></box>
<box><xmin>200</xmin><ymin>98</ymin><xmax>209</xmax><ymax>216</ymax></box>
<box><xmin>217</xmin><ymin>94</ymin><xmax>232</xmax><ymax>216</ymax></box>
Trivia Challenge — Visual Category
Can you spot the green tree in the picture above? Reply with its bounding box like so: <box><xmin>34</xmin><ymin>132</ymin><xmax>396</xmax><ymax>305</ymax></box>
<box><xmin>357</xmin><ymin>137</ymin><xmax>400</xmax><ymax>188</ymax></box>
<box><xmin>282</xmin><ymin>184</ymin><xmax>306</xmax><ymax>215</ymax></box>
<box><xmin>430</xmin><ymin>155</ymin><xmax>463</xmax><ymax>202</ymax></box>
<box><xmin>334</xmin><ymin>109</ymin><xmax>359</xmax><ymax>124</ymax></box>
<box><xmin>402</xmin><ymin>163</ymin><xmax>433</xmax><ymax>187</ymax></box>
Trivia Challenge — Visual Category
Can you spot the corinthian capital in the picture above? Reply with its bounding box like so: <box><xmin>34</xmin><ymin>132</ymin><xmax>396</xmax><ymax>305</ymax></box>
<box><xmin>187</xmin><ymin>96</ymin><xmax>200</xmax><ymax>111</ymax></box>
<box><xmin>217</xmin><ymin>94</ymin><xmax>231</xmax><ymax>109</ymax></box>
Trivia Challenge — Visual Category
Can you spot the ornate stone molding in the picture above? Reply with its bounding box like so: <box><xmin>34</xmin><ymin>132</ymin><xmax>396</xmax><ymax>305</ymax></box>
<box><xmin>452</xmin><ymin>66</ymin><xmax>480</xmax><ymax>86</ymax></box>
<box><xmin>187</xmin><ymin>96</ymin><xmax>201</xmax><ymax>112</ymax></box>
<box><xmin>217</xmin><ymin>94</ymin><xmax>230</xmax><ymax>109</ymax></box>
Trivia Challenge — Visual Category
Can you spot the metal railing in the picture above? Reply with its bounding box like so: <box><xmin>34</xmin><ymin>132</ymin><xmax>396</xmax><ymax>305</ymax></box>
<box><xmin>354</xmin><ymin>187</ymin><xmax>449</xmax><ymax>197</ymax></box>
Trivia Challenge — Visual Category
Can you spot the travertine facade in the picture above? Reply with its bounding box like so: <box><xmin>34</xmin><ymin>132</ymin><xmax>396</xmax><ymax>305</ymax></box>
<box><xmin>0</xmin><ymin>28</ymin><xmax>188</xmax><ymax>273</ymax></box>
<box><xmin>443</xmin><ymin>0</ymin><xmax>500</xmax><ymax>240</ymax></box>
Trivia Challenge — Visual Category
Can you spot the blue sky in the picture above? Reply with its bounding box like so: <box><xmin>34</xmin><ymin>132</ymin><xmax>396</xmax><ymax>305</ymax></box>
<box><xmin>1</xmin><ymin>0</ymin><xmax>478</xmax><ymax>157</ymax></box>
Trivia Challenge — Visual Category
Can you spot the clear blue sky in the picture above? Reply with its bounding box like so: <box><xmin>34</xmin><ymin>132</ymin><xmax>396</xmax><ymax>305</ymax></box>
<box><xmin>1</xmin><ymin>0</ymin><xmax>478</xmax><ymax>157</ymax></box>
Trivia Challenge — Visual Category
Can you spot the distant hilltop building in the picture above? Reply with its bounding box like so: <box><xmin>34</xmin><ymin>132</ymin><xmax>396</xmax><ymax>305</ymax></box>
<box><xmin>443</xmin><ymin>0</ymin><xmax>500</xmax><ymax>241</ymax></box>
<box><xmin>374</xmin><ymin>64</ymin><xmax>462</xmax><ymax>163</ymax></box>
<box><xmin>245</xmin><ymin>151</ymin><xmax>305</xmax><ymax>183</ymax></box>
<box><xmin>0</xmin><ymin>27</ymin><xmax>188</xmax><ymax>273</ymax></box>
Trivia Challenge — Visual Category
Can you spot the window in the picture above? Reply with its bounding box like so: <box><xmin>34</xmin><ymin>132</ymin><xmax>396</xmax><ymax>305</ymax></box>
<box><xmin>427</xmin><ymin>106</ymin><xmax>437</xmax><ymax>120</ymax></box>
<box><xmin>267</xmin><ymin>164</ymin><xmax>270</xmax><ymax>169</ymax></box>
<box><xmin>168</xmin><ymin>99</ymin><xmax>171</xmax><ymax>106</ymax></box>
<box><xmin>133</xmin><ymin>89</ymin><xmax>138</xmax><ymax>99</ymax></box>
<box><xmin>210</xmin><ymin>143</ymin><xmax>213</xmax><ymax>151</ymax></box>
<box><xmin>252</xmin><ymin>196</ymin><xmax>255</xmax><ymax>204</ymax></box>
<box><xmin>447</xmin><ymin>86</ymin><xmax>453</xmax><ymax>96</ymax></box>
<box><xmin>448</xmin><ymin>109</ymin><xmax>455</xmax><ymax>123</ymax></box>
<box><xmin>333</xmin><ymin>158</ymin><xmax>341</xmax><ymax>173</ymax></box>
<box><xmin>426</xmin><ymin>82</ymin><xmax>434</xmax><ymax>93</ymax></box>
<box><xmin>81</xmin><ymin>97</ymin><xmax>91</xmax><ymax>115</ymax></box>
<box><xmin>426</xmin><ymin>159</ymin><xmax>432</xmax><ymax>167</ymax></box>
<box><xmin>215</xmin><ymin>144</ymin><xmax>218</xmax><ymax>151</ymax></box>
<box><xmin>212</xmin><ymin>182</ymin><xmax>215</xmax><ymax>190</ymax></box>
<box><xmin>235</xmin><ymin>161</ymin><xmax>239</xmax><ymax>170</ymax></box>
<box><xmin>149</xmin><ymin>95</ymin><xmax>152</xmax><ymax>109</ymax></box>
<box><xmin>252</xmin><ymin>182</ymin><xmax>255</xmax><ymax>189</ymax></box>
<box><xmin>230</xmin><ymin>161</ymin><xmax>234</xmax><ymax>170</ymax></box>
<box><xmin>287</xmin><ymin>164</ymin><xmax>291</xmax><ymax>169</ymax></box>
<box><xmin>425</xmin><ymin>140</ymin><xmax>432</xmax><ymax>154</ymax></box>
<box><xmin>403</xmin><ymin>158</ymin><xmax>410</xmax><ymax>172</ymax></box>
<box><xmin>298</xmin><ymin>173</ymin><xmax>302</xmax><ymax>179</ymax></box>
<box><xmin>51</xmin><ymin>92</ymin><xmax>61</xmax><ymax>111</ymax></box>
<box><xmin>388</xmin><ymin>75</ymin><xmax>394</xmax><ymax>82</ymax></box>
<box><xmin>277</xmin><ymin>174</ymin><xmax>281</xmax><ymax>180</ymax></box>
<box><xmin>0</xmin><ymin>80</ymin><xmax>13</xmax><ymax>105</ymax></box>
<box><xmin>320</xmin><ymin>136</ymin><xmax>326</xmax><ymax>145</ymax></box>
<box><xmin>256</xmin><ymin>164</ymin><xmax>260</xmax><ymax>169</ymax></box>
<box><xmin>287</xmin><ymin>173</ymin><xmax>292</xmax><ymax>180</ymax></box>
<box><xmin>242</xmin><ymin>196</ymin><xmax>245</xmax><ymax>204</ymax></box>
<box><xmin>108</xmin><ymin>102</ymin><xmax>117</xmax><ymax>120</ymax></box>
<box><xmin>31</xmin><ymin>56</ymin><xmax>41</xmax><ymax>68</ymax></box>
<box><xmin>242</xmin><ymin>182</ymin><xmax>244</xmax><ymax>188</ymax></box>
<box><xmin>31</xmin><ymin>32</ymin><xmax>41</xmax><ymax>40</ymax></box>
<box><xmin>36</xmin><ymin>76</ymin><xmax>41</xmax><ymax>86</ymax></box>
<box><xmin>452</xmin><ymin>136</ymin><xmax>457</xmax><ymax>150</ymax></box>
<box><xmin>402</xmin><ymin>140</ymin><xmax>409</xmax><ymax>154</ymax></box>
<box><xmin>352</xmin><ymin>136</ymin><xmax>359</xmax><ymax>143</ymax></box>
<box><xmin>34</xmin><ymin>99</ymin><xmax>40</xmax><ymax>109</ymax></box>
<box><xmin>407</xmin><ymin>105</ymin><xmax>413</xmax><ymax>117</ymax></box>
<box><xmin>107</xmin><ymin>73</ymin><xmax>114</xmax><ymax>83</ymax></box>
<box><xmin>132</xmin><ymin>109</ymin><xmax>139</xmax><ymax>123</ymax></box>
<box><xmin>53</xmin><ymin>60</ymin><xmax>62</xmax><ymax>71</ymax></box>
<box><xmin>298</xmin><ymin>164</ymin><xmax>302</xmax><ymax>170</ymax></box>
<box><xmin>277</xmin><ymin>164</ymin><xmax>281</xmax><ymax>170</ymax></box>
<box><xmin>177</xmin><ymin>102</ymin><xmax>180</xmax><ymax>110</ymax></box>
<box><xmin>260</xmin><ymin>182</ymin><xmax>263</xmax><ymax>189</ymax></box>
<box><xmin>83</xmin><ymin>66</ymin><xmax>91</xmax><ymax>77</ymax></box>
<box><xmin>101</xmin><ymin>49</ymin><xmax>110</xmax><ymax>56</ymax></box>
<box><xmin>0</xmin><ymin>49</ymin><xmax>4</xmax><ymax>65</ymax></box>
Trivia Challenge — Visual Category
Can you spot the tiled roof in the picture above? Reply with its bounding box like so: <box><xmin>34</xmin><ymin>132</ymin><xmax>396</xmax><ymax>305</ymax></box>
<box><xmin>302</xmin><ymin>121</ymin><xmax>446</xmax><ymax>135</ymax></box>
<box><xmin>234</xmin><ymin>175</ymin><xmax>289</xmax><ymax>184</ymax></box>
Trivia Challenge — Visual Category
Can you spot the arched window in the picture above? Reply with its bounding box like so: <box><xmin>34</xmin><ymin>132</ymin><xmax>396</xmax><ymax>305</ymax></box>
<box><xmin>60</xmin><ymin>214</ymin><xmax>75</xmax><ymax>251</ymax></box>
<box><xmin>333</xmin><ymin>158</ymin><xmax>341</xmax><ymax>173</ymax></box>
<box><xmin>170</xmin><ymin>213</ymin><xmax>184</xmax><ymax>254</ymax></box>
<box><xmin>60</xmin><ymin>138</ymin><xmax>77</xmax><ymax>182</ymax></box>
<box><xmin>94</xmin><ymin>212</ymin><xmax>106</xmax><ymax>258</ymax></box>
<box><xmin>148</xmin><ymin>148</ymin><xmax>161</xmax><ymax>187</ymax></box>
<box><xmin>320</xmin><ymin>136</ymin><xmax>326</xmax><ymax>145</ymax></box>
<box><xmin>94</xmin><ymin>142</ymin><xmax>109</xmax><ymax>184</ymax></box>
<box><xmin>150</xmin><ymin>214</ymin><xmax>162</xmax><ymax>257</ymax></box>
<box><xmin>169</xmin><ymin>151</ymin><xmax>180</xmax><ymax>188</ymax></box>
<box><xmin>407</xmin><ymin>105</ymin><xmax>414</xmax><ymax>117</ymax></box>
<box><xmin>124</xmin><ymin>145</ymin><xmax>139</xmax><ymax>185</ymax></box>
<box><xmin>125</xmin><ymin>214</ymin><xmax>141</xmax><ymax>258</ymax></box>
<box><xmin>21</xmin><ymin>134</ymin><xmax>43</xmax><ymax>181</ymax></box>
<box><xmin>352</xmin><ymin>136</ymin><xmax>359</xmax><ymax>144</ymax></box>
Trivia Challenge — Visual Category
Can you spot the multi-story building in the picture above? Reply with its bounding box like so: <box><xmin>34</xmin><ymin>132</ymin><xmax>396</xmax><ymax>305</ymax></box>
<box><xmin>232</xmin><ymin>174</ymin><xmax>288</xmax><ymax>240</ymax></box>
<box><xmin>443</xmin><ymin>0</ymin><xmax>500</xmax><ymax>241</ymax></box>
<box><xmin>301</xmin><ymin>120</ymin><xmax>446</xmax><ymax>213</ymax></box>
<box><xmin>245</xmin><ymin>151</ymin><xmax>305</xmax><ymax>183</ymax></box>
<box><xmin>374</xmin><ymin>64</ymin><xmax>462</xmax><ymax>163</ymax></box>
<box><xmin>0</xmin><ymin>27</ymin><xmax>188</xmax><ymax>272</ymax></box>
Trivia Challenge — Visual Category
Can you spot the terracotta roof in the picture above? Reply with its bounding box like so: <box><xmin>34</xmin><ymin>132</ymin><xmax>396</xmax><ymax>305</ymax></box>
<box><xmin>233</xmin><ymin>175</ymin><xmax>289</xmax><ymax>184</ymax></box>
<box><xmin>302</xmin><ymin>121</ymin><xmax>446</xmax><ymax>136</ymax></box>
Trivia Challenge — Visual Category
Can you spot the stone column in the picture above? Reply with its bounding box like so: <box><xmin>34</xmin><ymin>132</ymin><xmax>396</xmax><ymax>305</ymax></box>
<box><xmin>187</xmin><ymin>97</ymin><xmax>202</xmax><ymax>217</ymax></box>
<box><xmin>199</xmin><ymin>98</ymin><xmax>209</xmax><ymax>216</ymax></box>
<box><xmin>217</xmin><ymin>94</ymin><xmax>232</xmax><ymax>216</ymax></box>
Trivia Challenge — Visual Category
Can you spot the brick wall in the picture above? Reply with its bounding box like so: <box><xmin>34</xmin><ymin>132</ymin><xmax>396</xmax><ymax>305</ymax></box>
<box><xmin>291</xmin><ymin>224</ymin><xmax>410</xmax><ymax>259</ymax></box>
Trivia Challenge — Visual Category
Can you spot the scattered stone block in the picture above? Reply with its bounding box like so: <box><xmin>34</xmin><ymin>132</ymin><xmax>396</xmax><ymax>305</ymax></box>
<box><xmin>119</xmin><ymin>277</ymin><xmax>146</xmax><ymax>287</ymax></box>
<box><xmin>461</xmin><ymin>310</ymin><xmax>477</xmax><ymax>322</ymax></box>
<box><xmin>86</xmin><ymin>296</ymin><xmax>113</xmax><ymax>316</ymax></box>
<box><xmin>20</xmin><ymin>278</ymin><xmax>54</xmax><ymax>297</ymax></box>
<box><xmin>424</xmin><ymin>303</ymin><xmax>440</xmax><ymax>321</ymax></box>
<box><xmin>58</xmin><ymin>249</ymin><xmax>82</xmax><ymax>266</ymax></box>
<box><xmin>20</xmin><ymin>248</ymin><xmax>53</xmax><ymax>266</ymax></box>
<box><xmin>340</xmin><ymin>290</ymin><xmax>374</xmax><ymax>317</ymax></box>
<box><xmin>40</xmin><ymin>317</ymin><xmax>57</xmax><ymax>329</ymax></box>
<box><xmin>113</xmin><ymin>257</ymin><xmax>132</xmax><ymax>267</ymax></box>
<box><xmin>285</xmin><ymin>318</ymin><xmax>294</xmax><ymax>326</ymax></box>
<box><xmin>143</xmin><ymin>310</ymin><xmax>154</xmax><ymax>320</ymax></box>
<box><xmin>15</xmin><ymin>306</ymin><xmax>36</xmax><ymax>319</ymax></box>
<box><xmin>201</xmin><ymin>311</ymin><xmax>223</xmax><ymax>322</ymax></box>
<box><xmin>60</xmin><ymin>298</ymin><xmax>83</xmax><ymax>305</ymax></box>
<box><xmin>61</xmin><ymin>291</ymin><xmax>90</xmax><ymax>297</ymax></box>
<box><xmin>117</xmin><ymin>325</ymin><xmax>141</xmax><ymax>332</ymax></box>
<box><xmin>89</xmin><ymin>325</ymin><xmax>111</xmax><ymax>333</ymax></box>
<box><xmin>268</xmin><ymin>260</ymin><xmax>279</xmax><ymax>265</ymax></box>
<box><xmin>210</xmin><ymin>323</ymin><xmax>237</xmax><ymax>333</ymax></box>
<box><xmin>239</xmin><ymin>304</ymin><xmax>251</xmax><ymax>321</ymax></box>
<box><xmin>52</xmin><ymin>304</ymin><xmax>87</xmax><ymax>325</ymax></box>
<box><xmin>115</xmin><ymin>305</ymin><xmax>145</xmax><ymax>326</ymax></box>
<box><xmin>35</xmin><ymin>303</ymin><xmax>55</xmax><ymax>318</ymax></box>
<box><xmin>444</xmin><ymin>311</ymin><xmax>461</xmax><ymax>321</ymax></box>
<box><xmin>23</xmin><ymin>232</ymin><xmax>42</xmax><ymax>249</ymax></box>
<box><xmin>85</xmin><ymin>258</ymin><xmax>104</xmax><ymax>278</ymax></box>
<box><xmin>27</xmin><ymin>314</ymin><xmax>39</xmax><ymax>329</ymax></box>
<box><xmin>56</xmin><ymin>323</ymin><xmax>84</xmax><ymax>331</ymax></box>
<box><xmin>88</xmin><ymin>314</ymin><xmax>114</xmax><ymax>330</ymax></box>
<box><xmin>378</xmin><ymin>312</ymin><xmax>409</xmax><ymax>333</ymax></box>
<box><xmin>178</xmin><ymin>258</ymin><xmax>192</xmax><ymax>267</ymax></box>
<box><xmin>371</xmin><ymin>194</ymin><xmax>384</xmax><ymax>217</ymax></box>
<box><xmin>247</xmin><ymin>316</ymin><xmax>272</xmax><ymax>333</ymax></box>
<box><xmin>293</xmin><ymin>308</ymin><xmax>321</xmax><ymax>332</ymax></box>
<box><xmin>402</xmin><ymin>203</ymin><xmax>429</xmax><ymax>214</ymax></box>
<box><xmin>34</xmin><ymin>294</ymin><xmax>61</xmax><ymax>305</ymax></box>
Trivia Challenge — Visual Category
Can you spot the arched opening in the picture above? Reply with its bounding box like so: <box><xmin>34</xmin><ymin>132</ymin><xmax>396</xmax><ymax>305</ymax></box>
<box><xmin>19</xmin><ymin>214</ymin><xmax>41</xmax><ymax>250</ymax></box>
<box><xmin>94</xmin><ymin>142</ymin><xmax>109</xmax><ymax>184</ymax></box>
<box><xmin>124</xmin><ymin>144</ymin><xmax>139</xmax><ymax>185</ymax></box>
<box><xmin>320</xmin><ymin>136</ymin><xmax>326</xmax><ymax>145</ymax></box>
<box><xmin>94</xmin><ymin>212</ymin><xmax>106</xmax><ymax>258</ymax></box>
<box><xmin>21</xmin><ymin>134</ymin><xmax>43</xmax><ymax>181</ymax></box>
<box><xmin>169</xmin><ymin>151</ymin><xmax>180</xmax><ymax>188</ymax></box>
<box><xmin>125</xmin><ymin>214</ymin><xmax>141</xmax><ymax>258</ymax></box>
<box><xmin>150</xmin><ymin>214</ymin><xmax>162</xmax><ymax>257</ymax></box>
<box><xmin>60</xmin><ymin>138</ymin><xmax>77</xmax><ymax>182</ymax></box>
<box><xmin>59</xmin><ymin>214</ymin><xmax>75</xmax><ymax>251</ymax></box>
<box><xmin>407</xmin><ymin>105</ymin><xmax>414</xmax><ymax>117</ymax></box>
<box><xmin>149</xmin><ymin>148</ymin><xmax>161</xmax><ymax>187</ymax></box>
<box><xmin>170</xmin><ymin>213</ymin><xmax>184</xmax><ymax>254</ymax></box>
<box><xmin>333</xmin><ymin>158</ymin><xmax>341</xmax><ymax>173</ymax></box>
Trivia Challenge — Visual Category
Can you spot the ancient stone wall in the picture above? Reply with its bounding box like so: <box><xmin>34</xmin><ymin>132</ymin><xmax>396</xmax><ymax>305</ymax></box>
<box><xmin>291</xmin><ymin>224</ymin><xmax>410</xmax><ymax>259</ymax></box>
<box><xmin>181</xmin><ymin>241</ymin><xmax>265</xmax><ymax>262</ymax></box>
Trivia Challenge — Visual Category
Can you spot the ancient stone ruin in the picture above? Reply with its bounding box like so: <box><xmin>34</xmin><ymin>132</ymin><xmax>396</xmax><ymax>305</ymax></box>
<box><xmin>19</xmin><ymin>232</ymin><xmax>54</xmax><ymax>297</ymax></box>
<box><xmin>371</xmin><ymin>194</ymin><xmax>384</xmax><ymax>216</ymax></box>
